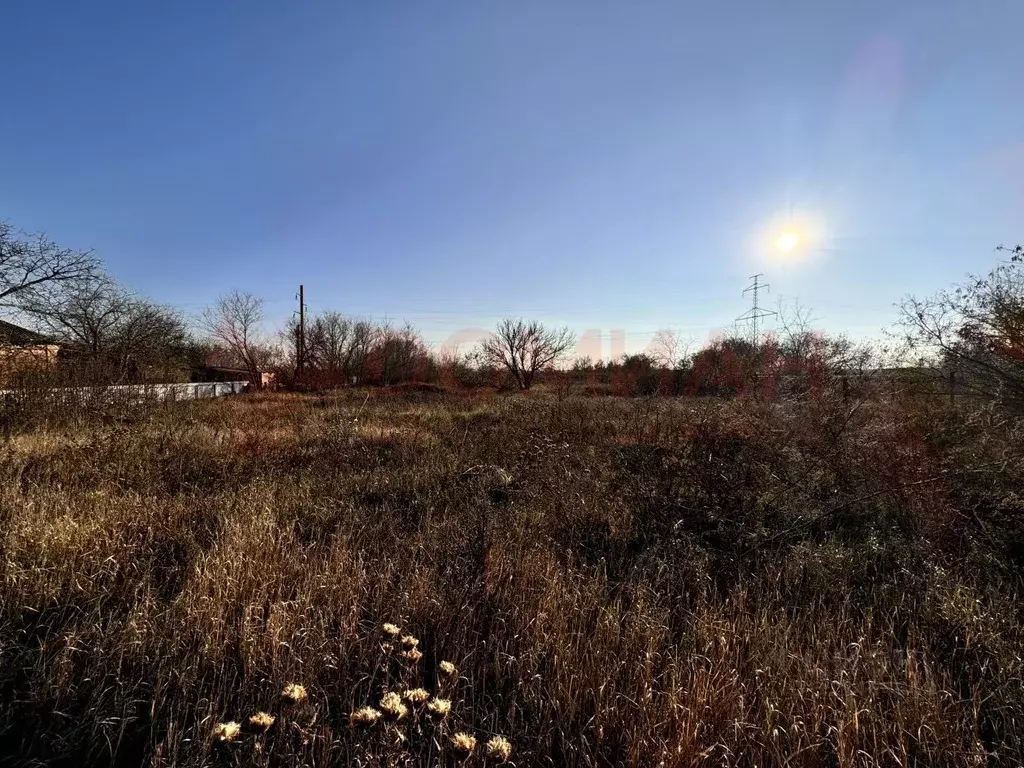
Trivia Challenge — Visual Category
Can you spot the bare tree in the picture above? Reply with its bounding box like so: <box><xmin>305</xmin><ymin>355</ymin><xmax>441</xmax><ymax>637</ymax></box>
<box><xmin>112</xmin><ymin>300</ymin><xmax>192</xmax><ymax>382</ymax></box>
<box><xmin>897</xmin><ymin>245</ymin><xmax>1024</xmax><ymax>404</ymax></box>
<box><xmin>201</xmin><ymin>290</ymin><xmax>274</xmax><ymax>389</ymax></box>
<box><xmin>22</xmin><ymin>276</ymin><xmax>193</xmax><ymax>383</ymax></box>
<box><xmin>0</xmin><ymin>223</ymin><xmax>101</xmax><ymax>310</ymax></box>
<box><xmin>306</xmin><ymin>311</ymin><xmax>353</xmax><ymax>374</ymax></box>
<box><xmin>307</xmin><ymin>312</ymin><xmax>375</xmax><ymax>382</ymax></box>
<box><xmin>479</xmin><ymin>318</ymin><xmax>576</xmax><ymax>390</ymax></box>
<box><xmin>650</xmin><ymin>329</ymin><xmax>692</xmax><ymax>369</ymax></box>
<box><xmin>27</xmin><ymin>277</ymin><xmax>127</xmax><ymax>359</ymax></box>
<box><xmin>283</xmin><ymin>311</ymin><xmax>378</xmax><ymax>386</ymax></box>
<box><xmin>774</xmin><ymin>298</ymin><xmax>816</xmax><ymax>361</ymax></box>
<box><xmin>345</xmin><ymin>319</ymin><xmax>376</xmax><ymax>383</ymax></box>
<box><xmin>373</xmin><ymin>321</ymin><xmax>430</xmax><ymax>385</ymax></box>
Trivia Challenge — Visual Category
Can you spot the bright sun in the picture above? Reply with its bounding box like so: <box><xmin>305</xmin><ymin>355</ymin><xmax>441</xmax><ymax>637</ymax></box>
<box><xmin>775</xmin><ymin>231</ymin><xmax>801</xmax><ymax>253</ymax></box>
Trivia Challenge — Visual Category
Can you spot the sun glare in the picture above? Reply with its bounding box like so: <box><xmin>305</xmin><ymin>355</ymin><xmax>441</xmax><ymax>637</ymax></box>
<box><xmin>775</xmin><ymin>231</ymin><xmax>801</xmax><ymax>253</ymax></box>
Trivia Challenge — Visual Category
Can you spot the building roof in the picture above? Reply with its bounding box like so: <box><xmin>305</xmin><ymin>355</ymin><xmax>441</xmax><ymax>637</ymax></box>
<box><xmin>197</xmin><ymin>363</ymin><xmax>251</xmax><ymax>375</ymax></box>
<box><xmin>0</xmin><ymin>319</ymin><xmax>54</xmax><ymax>346</ymax></box>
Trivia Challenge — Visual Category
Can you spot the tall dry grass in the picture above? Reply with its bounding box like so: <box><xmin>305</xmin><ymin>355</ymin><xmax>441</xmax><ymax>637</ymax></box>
<box><xmin>1</xmin><ymin>387</ymin><xmax>1022</xmax><ymax>766</ymax></box>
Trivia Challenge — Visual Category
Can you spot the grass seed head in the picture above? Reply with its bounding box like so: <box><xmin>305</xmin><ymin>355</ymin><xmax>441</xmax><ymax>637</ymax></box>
<box><xmin>451</xmin><ymin>731</ymin><xmax>477</xmax><ymax>754</ymax></box>
<box><xmin>281</xmin><ymin>683</ymin><xmax>307</xmax><ymax>702</ymax></box>
<box><xmin>382</xmin><ymin>622</ymin><xmax>401</xmax><ymax>637</ymax></box>
<box><xmin>213</xmin><ymin>721</ymin><xmax>241</xmax><ymax>742</ymax></box>
<box><xmin>427</xmin><ymin>697</ymin><xmax>451</xmax><ymax>718</ymax></box>
<box><xmin>486</xmin><ymin>735</ymin><xmax>513</xmax><ymax>762</ymax></box>
<box><xmin>403</xmin><ymin>687</ymin><xmax>430</xmax><ymax>704</ymax></box>
<box><xmin>350</xmin><ymin>706</ymin><xmax>382</xmax><ymax>726</ymax></box>
<box><xmin>379</xmin><ymin>691</ymin><xmax>409</xmax><ymax>721</ymax></box>
<box><xmin>248</xmin><ymin>711</ymin><xmax>275</xmax><ymax>730</ymax></box>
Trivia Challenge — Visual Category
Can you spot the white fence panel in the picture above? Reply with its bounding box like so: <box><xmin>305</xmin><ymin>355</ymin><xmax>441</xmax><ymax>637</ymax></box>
<box><xmin>0</xmin><ymin>381</ymin><xmax>250</xmax><ymax>405</ymax></box>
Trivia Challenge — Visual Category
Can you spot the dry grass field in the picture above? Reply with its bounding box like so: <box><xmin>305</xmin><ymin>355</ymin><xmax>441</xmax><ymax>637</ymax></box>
<box><xmin>2</xmin><ymin>387</ymin><xmax>1023</xmax><ymax>766</ymax></box>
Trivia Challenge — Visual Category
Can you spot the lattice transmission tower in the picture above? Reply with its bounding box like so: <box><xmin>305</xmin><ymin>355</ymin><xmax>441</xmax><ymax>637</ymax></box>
<box><xmin>735</xmin><ymin>273</ymin><xmax>777</xmax><ymax>346</ymax></box>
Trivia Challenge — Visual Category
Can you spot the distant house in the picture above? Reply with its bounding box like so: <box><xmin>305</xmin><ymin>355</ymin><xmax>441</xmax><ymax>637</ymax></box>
<box><xmin>0</xmin><ymin>320</ymin><xmax>60</xmax><ymax>383</ymax></box>
<box><xmin>190</xmin><ymin>363</ymin><xmax>250</xmax><ymax>383</ymax></box>
<box><xmin>0</xmin><ymin>319</ymin><xmax>55</xmax><ymax>347</ymax></box>
<box><xmin>191</xmin><ymin>352</ymin><xmax>275</xmax><ymax>389</ymax></box>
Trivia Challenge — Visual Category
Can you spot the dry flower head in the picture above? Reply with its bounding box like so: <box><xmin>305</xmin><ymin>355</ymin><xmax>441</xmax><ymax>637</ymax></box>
<box><xmin>487</xmin><ymin>735</ymin><xmax>513</xmax><ymax>762</ymax></box>
<box><xmin>379</xmin><ymin>691</ymin><xmax>409</xmax><ymax>721</ymax></box>
<box><xmin>427</xmin><ymin>697</ymin><xmax>451</xmax><ymax>718</ymax></box>
<box><xmin>350</xmin><ymin>706</ymin><xmax>382</xmax><ymax>726</ymax></box>
<box><xmin>213</xmin><ymin>721</ymin><xmax>241</xmax><ymax>742</ymax></box>
<box><xmin>399</xmin><ymin>647</ymin><xmax>423</xmax><ymax>663</ymax></box>
<box><xmin>403</xmin><ymin>687</ymin><xmax>430</xmax><ymax>704</ymax></box>
<box><xmin>249</xmin><ymin>711</ymin><xmax>275</xmax><ymax>730</ymax></box>
<box><xmin>400</xmin><ymin>634</ymin><xmax>419</xmax><ymax>648</ymax></box>
<box><xmin>281</xmin><ymin>683</ymin><xmax>307</xmax><ymax>702</ymax></box>
<box><xmin>439</xmin><ymin>660</ymin><xmax>457</xmax><ymax>677</ymax></box>
<box><xmin>451</xmin><ymin>731</ymin><xmax>477</xmax><ymax>754</ymax></box>
<box><xmin>382</xmin><ymin>622</ymin><xmax>401</xmax><ymax>637</ymax></box>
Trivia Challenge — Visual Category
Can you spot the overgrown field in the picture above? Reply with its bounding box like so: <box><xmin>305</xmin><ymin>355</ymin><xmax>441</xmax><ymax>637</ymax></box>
<box><xmin>2</xmin><ymin>388</ymin><xmax>1023</xmax><ymax>766</ymax></box>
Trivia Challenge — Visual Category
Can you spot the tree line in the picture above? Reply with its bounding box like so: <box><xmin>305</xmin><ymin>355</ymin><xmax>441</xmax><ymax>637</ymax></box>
<box><xmin>1</xmin><ymin>221</ymin><xmax>1021</xmax><ymax>405</ymax></box>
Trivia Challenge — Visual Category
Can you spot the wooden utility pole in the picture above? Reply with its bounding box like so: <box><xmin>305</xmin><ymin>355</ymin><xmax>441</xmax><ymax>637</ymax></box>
<box><xmin>297</xmin><ymin>284</ymin><xmax>306</xmax><ymax>383</ymax></box>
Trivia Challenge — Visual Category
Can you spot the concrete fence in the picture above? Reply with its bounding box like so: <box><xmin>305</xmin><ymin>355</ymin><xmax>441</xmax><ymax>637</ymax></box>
<box><xmin>0</xmin><ymin>381</ymin><xmax>250</xmax><ymax>406</ymax></box>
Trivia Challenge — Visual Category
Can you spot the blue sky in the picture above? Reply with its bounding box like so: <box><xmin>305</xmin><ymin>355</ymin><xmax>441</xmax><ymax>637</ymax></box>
<box><xmin>1</xmin><ymin>2</ymin><xmax>1021</xmax><ymax>356</ymax></box>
